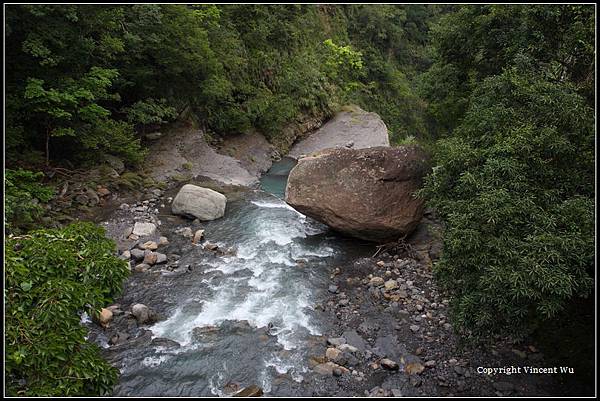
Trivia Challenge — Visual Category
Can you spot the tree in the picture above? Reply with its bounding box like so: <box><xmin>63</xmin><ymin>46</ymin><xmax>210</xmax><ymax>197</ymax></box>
<box><xmin>421</xmin><ymin>61</ymin><xmax>595</xmax><ymax>338</ymax></box>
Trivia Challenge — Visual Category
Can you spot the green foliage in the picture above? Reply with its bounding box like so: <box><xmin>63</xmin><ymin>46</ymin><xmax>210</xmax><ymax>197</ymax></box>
<box><xmin>420</xmin><ymin>4</ymin><xmax>595</xmax><ymax>136</ymax></box>
<box><xmin>5</xmin><ymin>169</ymin><xmax>55</xmax><ymax>233</ymax></box>
<box><xmin>5</xmin><ymin>222</ymin><xmax>129</xmax><ymax>396</ymax></box>
<box><xmin>421</xmin><ymin>64</ymin><xmax>595</xmax><ymax>338</ymax></box>
<box><xmin>124</xmin><ymin>98</ymin><xmax>177</xmax><ymax>128</ymax></box>
<box><xmin>6</xmin><ymin>4</ymin><xmax>442</xmax><ymax>163</ymax></box>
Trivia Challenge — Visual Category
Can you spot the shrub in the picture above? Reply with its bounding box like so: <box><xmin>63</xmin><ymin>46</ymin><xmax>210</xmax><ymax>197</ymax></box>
<box><xmin>5</xmin><ymin>169</ymin><xmax>55</xmax><ymax>233</ymax></box>
<box><xmin>5</xmin><ymin>222</ymin><xmax>129</xmax><ymax>396</ymax></box>
<box><xmin>420</xmin><ymin>65</ymin><xmax>595</xmax><ymax>338</ymax></box>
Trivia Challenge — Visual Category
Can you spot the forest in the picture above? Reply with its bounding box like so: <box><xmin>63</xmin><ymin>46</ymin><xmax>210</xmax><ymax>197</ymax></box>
<box><xmin>4</xmin><ymin>4</ymin><xmax>596</xmax><ymax>397</ymax></box>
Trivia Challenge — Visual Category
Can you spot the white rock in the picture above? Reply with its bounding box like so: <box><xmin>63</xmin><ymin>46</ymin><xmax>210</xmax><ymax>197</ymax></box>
<box><xmin>132</xmin><ymin>222</ymin><xmax>157</xmax><ymax>237</ymax></box>
<box><xmin>171</xmin><ymin>184</ymin><xmax>226</xmax><ymax>221</ymax></box>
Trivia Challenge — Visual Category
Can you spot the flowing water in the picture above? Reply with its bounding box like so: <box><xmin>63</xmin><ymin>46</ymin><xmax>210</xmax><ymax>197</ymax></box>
<box><xmin>101</xmin><ymin>157</ymin><xmax>373</xmax><ymax>396</ymax></box>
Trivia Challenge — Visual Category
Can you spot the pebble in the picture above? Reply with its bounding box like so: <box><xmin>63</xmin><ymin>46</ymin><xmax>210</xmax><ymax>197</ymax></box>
<box><xmin>141</xmin><ymin>241</ymin><xmax>158</xmax><ymax>250</ymax></box>
<box><xmin>384</xmin><ymin>279</ymin><xmax>398</xmax><ymax>290</ymax></box>
<box><xmin>143</xmin><ymin>251</ymin><xmax>158</xmax><ymax>265</ymax></box>
<box><xmin>369</xmin><ymin>277</ymin><xmax>385</xmax><ymax>286</ymax></box>
<box><xmin>410</xmin><ymin>325</ymin><xmax>420</xmax><ymax>332</ymax></box>
<box><xmin>380</xmin><ymin>358</ymin><xmax>399</xmax><ymax>370</ymax></box>
<box><xmin>134</xmin><ymin>263</ymin><xmax>150</xmax><ymax>272</ymax></box>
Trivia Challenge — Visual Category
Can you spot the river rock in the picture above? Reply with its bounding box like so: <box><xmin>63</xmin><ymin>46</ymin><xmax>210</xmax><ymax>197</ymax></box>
<box><xmin>155</xmin><ymin>253</ymin><xmax>167</xmax><ymax>264</ymax></box>
<box><xmin>285</xmin><ymin>146</ymin><xmax>430</xmax><ymax>242</ymax></box>
<box><xmin>131</xmin><ymin>304</ymin><xmax>155</xmax><ymax>325</ymax></box>
<box><xmin>143</xmin><ymin>250</ymin><xmax>158</xmax><ymax>265</ymax></box>
<box><xmin>233</xmin><ymin>385</ymin><xmax>263</xmax><ymax>397</ymax></box>
<box><xmin>380</xmin><ymin>358</ymin><xmax>399</xmax><ymax>370</ymax></box>
<box><xmin>176</xmin><ymin>227</ymin><xmax>194</xmax><ymax>238</ymax></box>
<box><xmin>130</xmin><ymin>248</ymin><xmax>145</xmax><ymax>261</ymax></box>
<box><xmin>370</xmin><ymin>277</ymin><xmax>385</xmax><ymax>286</ymax></box>
<box><xmin>134</xmin><ymin>263</ymin><xmax>150</xmax><ymax>272</ymax></box>
<box><xmin>288</xmin><ymin>105</ymin><xmax>390</xmax><ymax>159</ymax></box>
<box><xmin>313</xmin><ymin>362</ymin><xmax>348</xmax><ymax>376</ymax></box>
<box><xmin>193</xmin><ymin>229</ymin><xmax>205</xmax><ymax>244</ymax></box>
<box><xmin>171</xmin><ymin>184</ymin><xmax>227</xmax><ymax>221</ymax></box>
<box><xmin>132</xmin><ymin>222</ymin><xmax>157</xmax><ymax>237</ymax></box>
<box><xmin>326</xmin><ymin>347</ymin><xmax>343</xmax><ymax>361</ymax></box>
<box><xmin>141</xmin><ymin>241</ymin><xmax>158</xmax><ymax>250</ymax></box>
<box><xmin>384</xmin><ymin>279</ymin><xmax>398</xmax><ymax>291</ymax></box>
<box><xmin>98</xmin><ymin>308</ymin><xmax>113</xmax><ymax>326</ymax></box>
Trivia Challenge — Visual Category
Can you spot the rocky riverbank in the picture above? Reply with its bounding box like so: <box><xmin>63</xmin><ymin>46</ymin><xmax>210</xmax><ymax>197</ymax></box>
<box><xmin>307</xmin><ymin>221</ymin><xmax>557</xmax><ymax>397</ymax></box>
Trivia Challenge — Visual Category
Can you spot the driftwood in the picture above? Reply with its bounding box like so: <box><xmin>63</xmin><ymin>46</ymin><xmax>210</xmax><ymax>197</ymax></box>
<box><xmin>372</xmin><ymin>235</ymin><xmax>417</xmax><ymax>259</ymax></box>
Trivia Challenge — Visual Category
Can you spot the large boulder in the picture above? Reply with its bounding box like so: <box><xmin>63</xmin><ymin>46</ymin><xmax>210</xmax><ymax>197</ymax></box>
<box><xmin>285</xmin><ymin>146</ymin><xmax>429</xmax><ymax>242</ymax></box>
<box><xmin>287</xmin><ymin>105</ymin><xmax>390</xmax><ymax>159</ymax></box>
<box><xmin>171</xmin><ymin>184</ymin><xmax>227</xmax><ymax>221</ymax></box>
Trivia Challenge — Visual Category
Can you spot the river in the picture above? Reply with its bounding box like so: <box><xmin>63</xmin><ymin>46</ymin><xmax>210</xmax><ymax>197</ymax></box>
<box><xmin>91</xmin><ymin>157</ymin><xmax>373</xmax><ymax>396</ymax></box>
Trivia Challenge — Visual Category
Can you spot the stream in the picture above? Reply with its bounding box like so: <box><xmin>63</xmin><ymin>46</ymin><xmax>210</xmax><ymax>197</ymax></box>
<box><xmin>93</xmin><ymin>157</ymin><xmax>374</xmax><ymax>396</ymax></box>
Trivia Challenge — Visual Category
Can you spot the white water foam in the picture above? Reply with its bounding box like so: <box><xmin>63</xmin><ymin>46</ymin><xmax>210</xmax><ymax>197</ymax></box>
<box><xmin>149</xmin><ymin>194</ymin><xmax>335</xmax><ymax>393</ymax></box>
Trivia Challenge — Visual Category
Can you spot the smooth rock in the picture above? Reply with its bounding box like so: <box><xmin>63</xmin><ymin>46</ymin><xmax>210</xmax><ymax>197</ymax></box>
<box><xmin>130</xmin><ymin>248</ymin><xmax>145</xmax><ymax>261</ymax></box>
<box><xmin>326</xmin><ymin>347</ymin><xmax>342</xmax><ymax>361</ymax></box>
<box><xmin>98</xmin><ymin>308</ymin><xmax>113</xmax><ymax>326</ymax></box>
<box><xmin>155</xmin><ymin>253</ymin><xmax>167</xmax><ymax>264</ymax></box>
<box><xmin>142</xmin><ymin>241</ymin><xmax>158</xmax><ymax>251</ymax></box>
<box><xmin>288</xmin><ymin>106</ymin><xmax>389</xmax><ymax>159</ymax></box>
<box><xmin>131</xmin><ymin>304</ymin><xmax>153</xmax><ymax>325</ymax></box>
<box><xmin>171</xmin><ymin>184</ymin><xmax>227</xmax><ymax>221</ymax></box>
<box><xmin>143</xmin><ymin>250</ymin><xmax>158</xmax><ymax>265</ymax></box>
<box><xmin>134</xmin><ymin>263</ymin><xmax>150</xmax><ymax>272</ymax></box>
<box><xmin>132</xmin><ymin>222</ymin><xmax>157</xmax><ymax>237</ymax></box>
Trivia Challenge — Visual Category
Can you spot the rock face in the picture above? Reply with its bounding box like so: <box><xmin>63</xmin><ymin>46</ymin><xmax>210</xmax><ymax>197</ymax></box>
<box><xmin>287</xmin><ymin>105</ymin><xmax>390</xmax><ymax>159</ymax></box>
<box><xmin>171</xmin><ymin>184</ymin><xmax>227</xmax><ymax>221</ymax></box>
<box><xmin>285</xmin><ymin>146</ymin><xmax>429</xmax><ymax>242</ymax></box>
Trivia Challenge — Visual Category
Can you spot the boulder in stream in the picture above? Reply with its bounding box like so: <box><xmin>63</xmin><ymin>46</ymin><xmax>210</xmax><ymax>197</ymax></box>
<box><xmin>285</xmin><ymin>146</ymin><xmax>430</xmax><ymax>242</ymax></box>
<box><xmin>171</xmin><ymin>184</ymin><xmax>227</xmax><ymax>221</ymax></box>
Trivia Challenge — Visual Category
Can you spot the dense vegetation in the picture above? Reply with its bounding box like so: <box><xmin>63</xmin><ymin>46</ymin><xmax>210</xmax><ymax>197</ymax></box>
<box><xmin>420</xmin><ymin>4</ymin><xmax>595</xmax><ymax>338</ymax></box>
<box><xmin>3</xmin><ymin>4</ymin><xmax>595</xmax><ymax>396</ymax></box>
<box><xmin>5</xmin><ymin>223</ymin><xmax>129</xmax><ymax>396</ymax></box>
<box><xmin>5</xmin><ymin>4</ymin><xmax>437</xmax><ymax>168</ymax></box>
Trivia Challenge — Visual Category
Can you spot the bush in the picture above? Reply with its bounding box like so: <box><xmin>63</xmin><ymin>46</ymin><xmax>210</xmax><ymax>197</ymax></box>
<box><xmin>5</xmin><ymin>169</ymin><xmax>55</xmax><ymax>234</ymax></box>
<box><xmin>5</xmin><ymin>222</ymin><xmax>130</xmax><ymax>396</ymax></box>
<box><xmin>420</xmin><ymin>65</ymin><xmax>595</xmax><ymax>338</ymax></box>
